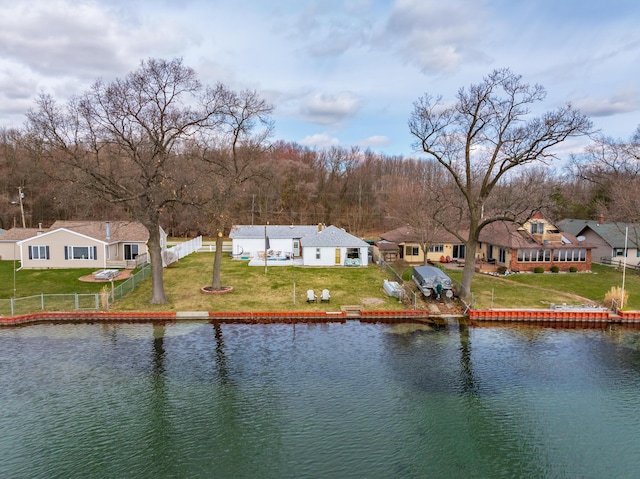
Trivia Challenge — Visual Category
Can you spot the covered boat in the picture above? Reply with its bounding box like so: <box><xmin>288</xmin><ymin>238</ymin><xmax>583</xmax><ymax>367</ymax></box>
<box><xmin>412</xmin><ymin>265</ymin><xmax>454</xmax><ymax>299</ymax></box>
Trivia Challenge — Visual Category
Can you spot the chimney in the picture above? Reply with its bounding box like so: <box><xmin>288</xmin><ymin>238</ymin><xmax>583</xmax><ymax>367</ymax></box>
<box><xmin>318</xmin><ymin>223</ymin><xmax>323</xmax><ymax>232</ymax></box>
<box><xmin>106</xmin><ymin>221</ymin><xmax>111</xmax><ymax>240</ymax></box>
<box><xmin>597</xmin><ymin>215</ymin><xmax>604</xmax><ymax>225</ymax></box>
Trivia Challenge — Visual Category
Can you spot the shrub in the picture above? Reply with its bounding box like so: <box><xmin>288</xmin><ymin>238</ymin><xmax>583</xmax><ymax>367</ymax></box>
<box><xmin>604</xmin><ymin>286</ymin><xmax>628</xmax><ymax>309</ymax></box>
<box><xmin>550</xmin><ymin>266</ymin><xmax>559</xmax><ymax>273</ymax></box>
<box><xmin>497</xmin><ymin>266</ymin><xmax>508</xmax><ymax>275</ymax></box>
<box><xmin>569</xmin><ymin>266</ymin><xmax>578</xmax><ymax>273</ymax></box>
<box><xmin>534</xmin><ymin>267</ymin><xmax>544</xmax><ymax>273</ymax></box>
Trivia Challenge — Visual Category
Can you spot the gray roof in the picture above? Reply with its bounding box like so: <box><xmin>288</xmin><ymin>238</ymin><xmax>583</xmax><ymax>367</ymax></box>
<box><xmin>230</xmin><ymin>225</ymin><xmax>321</xmax><ymax>239</ymax></box>
<box><xmin>557</xmin><ymin>219</ymin><xmax>640</xmax><ymax>248</ymax></box>
<box><xmin>301</xmin><ymin>225</ymin><xmax>369</xmax><ymax>248</ymax></box>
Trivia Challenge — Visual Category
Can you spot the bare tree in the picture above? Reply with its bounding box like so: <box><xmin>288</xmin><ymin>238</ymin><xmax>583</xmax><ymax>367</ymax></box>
<box><xmin>26</xmin><ymin>58</ymin><xmax>233</xmax><ymax>304</ymax></box>
<box><xmin>198</xmin><ymin>89</ymin><xmax>273</xmax><ymax>291</ymax></box>
<box><xmin>409</xmin><ymin>68</ymin><xmax>592</xmax><ymax>300</ymax></box>
<box><xmin>385</xmin><ymin>158</ymin><xmax>449</xmax><ymax>263</ymax></box>
<box><xmin>569</xmin><ymin>129</ymin><xmax>640</xmax><ymax>222</ymax></box>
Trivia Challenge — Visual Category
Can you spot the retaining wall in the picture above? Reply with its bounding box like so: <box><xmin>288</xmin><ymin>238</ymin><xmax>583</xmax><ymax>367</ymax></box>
<box><xmin>0</xmin><ymin>309</ymin><xmax>431</xmax><ymax>327</ymax></box>
<box><xmin>468</xmin><ymin>308</ymin><xmax>640</xmax><ymax>325</ymax></box>
<box><xmin>4</xmin><ymin>308</ymin><xmax>640</xmax><ymax>328</ymax></box>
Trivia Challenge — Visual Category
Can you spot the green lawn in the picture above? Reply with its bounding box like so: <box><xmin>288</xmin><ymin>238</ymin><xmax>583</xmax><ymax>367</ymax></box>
<box><xmin>2</xmin><ymin>255</ymin><xmax>639</xmax><ymax>312</ymax></box>
<box><xmin>0</xmin><ymin>263</ymin><xmax>114</xmax><ymax>297</ymax></box>
<box><xmin>111</xmin><ymin>253</ymin><xmax>401</xmax><ymax>312</ymax></box>
<box><xmin>445</xmin><ymin>263</ymin><xmax>640</xmax><ymax>309</ymax></box>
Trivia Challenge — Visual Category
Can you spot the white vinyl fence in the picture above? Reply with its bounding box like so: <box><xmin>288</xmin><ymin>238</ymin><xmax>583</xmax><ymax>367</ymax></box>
<box><xmin>164</xmin><ymin>236</ymin><xmax>203</xmax><ymax>266</ymax></box>
<box><xmin>1</xmin><ymin>237</ymin><xmax>204</xmax><ymax>317</ymax></box>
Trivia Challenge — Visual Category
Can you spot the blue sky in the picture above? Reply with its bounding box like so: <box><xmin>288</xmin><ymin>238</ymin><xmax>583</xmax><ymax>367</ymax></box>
<box><xmin>0</xmin><ymin>0</ymin><xmax>638</xmax><ymax>158</ymax></box>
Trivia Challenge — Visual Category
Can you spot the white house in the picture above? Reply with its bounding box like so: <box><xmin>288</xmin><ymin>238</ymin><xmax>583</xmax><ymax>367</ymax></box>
<box><xmin>229</xmin><ymin>224</ymin><xmax>369</xmax><ymax>266</ymax></box>
<box><xmin>229</xmin><ymin>224</ymin><xmax>320</xmax><ymax>260</ymax></box>
<box><xmin>301</xmin><ymin>225</ymin><xmax>369</xmax><ymax>266</ymax></box>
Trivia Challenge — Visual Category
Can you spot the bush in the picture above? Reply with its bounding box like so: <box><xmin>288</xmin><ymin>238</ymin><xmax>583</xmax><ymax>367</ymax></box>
<box><xmin>497</xmin><ymin>266</ymin><xmax>508</xmax><ymax>275</ymax></box>
<box><xmin>550</xmin><ymin>265</ymin><xmax>559</xmax><ymax>273</ymax></box>
<box><xmin>604</xmin><ymin>286</ymin><xmax>628</xmax><ymax>309</ymax></box>
<box><xmin>569</xmin><ymin>266</ymin><xmax>578</xmax><ymax>273</ymax></box>
<box><xmin>534</xmin><ymin>267</ymin><xmax>544</xmax><ymax>274</ymax></box>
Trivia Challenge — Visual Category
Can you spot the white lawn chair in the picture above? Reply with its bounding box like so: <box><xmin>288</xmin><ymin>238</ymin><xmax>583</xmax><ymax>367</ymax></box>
<box><xmin>306</xmin><ymin>289</ymin><xmax>317</xmax><ymax>303</ymax></box>
<box><xmin>320</xmin><ymin>289</ymin><xmax>330</xmax><ymax>302</ymax></box>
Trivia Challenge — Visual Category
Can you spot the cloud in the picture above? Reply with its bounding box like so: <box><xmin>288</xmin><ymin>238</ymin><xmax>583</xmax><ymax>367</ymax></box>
<box><xmin>359</xmin><ymin>135</ymin><xmax>391</xmax><ymax>148</ymax></box>
<box><xmin>299</xmin><ymin>133</ymin><xmax>341</xmax><ymax>148</ymax></box>
<box><xmin>0</xmin><ymin>0</ymin><xmax>192</xmax><ymax>80</ymax></box>
<box><xmin>573</xmin><ymin>90</ymin><xmax>640</xmax><ymax>117</ymax></box>
<box><xmin>300</xmin><ymin>91</ymin><xmax>362</xmax><ymax>125</ymax></box>
<box><xmin>373</xmin><ymin>0</ymin><xmax>491</xmax><ymax>74</ymax></box>
<box><xmin>286</xmin><ymin>1</ymin><xmax>371</xmax><ymax>58</ymax></box>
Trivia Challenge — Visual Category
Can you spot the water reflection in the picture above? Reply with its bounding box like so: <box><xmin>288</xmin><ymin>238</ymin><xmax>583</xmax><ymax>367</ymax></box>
<box><xmin>2</xmin><ymin>321</ymin><xmax>640</xmax><ymax>478</ymax></box>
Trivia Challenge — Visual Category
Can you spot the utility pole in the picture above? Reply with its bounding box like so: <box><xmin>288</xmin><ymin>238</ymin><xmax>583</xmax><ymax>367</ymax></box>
<box><xmin>18</xmin><ymin>186</ymin><xmax>26</xmax><ymax>228</ymax></box>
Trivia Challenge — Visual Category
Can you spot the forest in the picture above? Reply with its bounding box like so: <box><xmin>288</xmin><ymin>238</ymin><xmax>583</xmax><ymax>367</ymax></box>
<box><xmin>1</xmin><ymin>127</ymin><xmax>638</xmax><ymax>238</ymax></box>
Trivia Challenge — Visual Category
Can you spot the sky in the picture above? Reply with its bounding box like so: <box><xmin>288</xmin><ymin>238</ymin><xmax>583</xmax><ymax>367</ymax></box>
<box><xmin>0</xmin><ymin>0</ymin><xmax>639</xmax><ymax>158</ymax></box>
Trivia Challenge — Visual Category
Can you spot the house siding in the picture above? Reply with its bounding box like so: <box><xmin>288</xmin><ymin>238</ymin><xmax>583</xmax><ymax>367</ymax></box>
<box><xmin>302</xmin><ymin>246</ymin><xmax>369</xmax><ymax>267</ymax></box>
<box><xmin>21</xmin><ymin>230</ymin><xmax>105</xmax><ymax>269</ymax></box>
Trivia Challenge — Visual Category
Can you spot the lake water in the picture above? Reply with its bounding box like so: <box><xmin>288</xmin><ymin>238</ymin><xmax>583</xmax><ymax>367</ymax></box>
<box><xmin>1</xmin><ymin>320</ymin><xmax>640</xmax><ymax>479</ymax></box>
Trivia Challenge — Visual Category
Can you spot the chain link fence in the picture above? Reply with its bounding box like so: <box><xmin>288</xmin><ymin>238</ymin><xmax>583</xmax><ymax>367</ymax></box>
<box><xmin>0</xmin><ymin>264</ymin><xmax>151</xmax><ymax>316</ymax></box>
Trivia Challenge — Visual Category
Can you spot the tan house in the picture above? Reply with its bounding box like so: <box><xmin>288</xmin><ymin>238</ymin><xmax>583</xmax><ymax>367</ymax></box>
<box><xmin>0</xmin><ymin>221</ymin><xmax>162</xmax><ymax>270</ymax></box>
<box><xmin>477</xmin><ymin>214</ymin><xmax>592</xmax><ymax>272</ymax></box>
<box><xmin>557</xmin><ymin>218</ymin><xmax>640</xmax><ymax>266</ymax></box>
<box><xmin>375</xmin><ymin>226</ymin><xmax>465</xmax><ymax>264</ymax></box>
<box><xmin>0</xmin><ymin>227</ymin><xmax>44</xmax><ymax>261</ymax></box>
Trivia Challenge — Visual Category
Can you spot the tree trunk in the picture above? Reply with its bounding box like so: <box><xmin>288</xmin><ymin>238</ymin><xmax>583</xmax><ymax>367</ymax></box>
<box><xmin>147</xmin><ymin>226</ymin><xmax>167</xmax><ymax>304</ymax></box>
<box><xmin>459</xmin><ymin>238</ymin><xmax>478</xmax><ymax>303</ymax></box>
<box><xmin>212</xmin><ymin>233</ymin><xmax>223</xmax><ymax>290</ymax></box>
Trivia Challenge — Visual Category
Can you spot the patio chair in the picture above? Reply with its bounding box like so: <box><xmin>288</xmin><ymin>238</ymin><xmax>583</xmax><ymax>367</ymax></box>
<box><xmin>320</xmin><ymin>289</ymin><xmax>330</xmax><ymax>302</ymax></box>
<box><xmin>306</xmin><ymin>289</ymin><xmax>317</xmax><ymax>303</ymax></box>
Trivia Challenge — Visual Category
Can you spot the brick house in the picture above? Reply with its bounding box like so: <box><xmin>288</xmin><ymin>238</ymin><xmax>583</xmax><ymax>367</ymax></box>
<box><xmin>477</xmin><ymin>214</ymin><xmax>592</xmax><ymax>272</ymax></box>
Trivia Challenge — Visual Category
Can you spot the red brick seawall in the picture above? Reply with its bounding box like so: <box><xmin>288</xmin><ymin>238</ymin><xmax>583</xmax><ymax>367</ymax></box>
<box><xmin>3</xmin><ymin>309</ymin><xmax>639</xmax><ymax>327</ymax></box>
<box><xmin>0</xmin><ymin>309</ymin><xmax>431</xmax><ymax>327</ymax></box>
<box><xmin>469</xmin><ymin>308</ymin><xmax>640</xmax><ymax>325</ymax></box>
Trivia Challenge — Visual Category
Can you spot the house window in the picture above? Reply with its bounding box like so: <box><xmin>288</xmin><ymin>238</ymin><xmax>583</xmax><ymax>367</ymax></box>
<box><xmin>65</xmin><ymin>246</ymin><xmax>97</xmax><ymax>260</ymax></box>
<box><xmin>499</xmin><ymin>248</ymin><xmax>506</xmax><ymax>263</ymax></box>
<box><xmin>453</xmin><ymin>244</ymin><xmax>465</xmax><ymax>259</ymax></box>
<box><xmin>346</xmin><ymin>248</ymin><xmax>360</xmax><ymax>259</ymax></box>
<box><xmin>316</xmin><ymin>248</ymin><xmax>321</xmax><ymax>260</ymax></box>
<box><xmin>531</xmin><ymin>222</ymin><xmax>544</xmax><ymax>234</ymax></box>
<box><xmin>28</xmin><ymin>245</ymin><xmax>50</xmax><ymax>260</ymax></box>
<box><xmin>405</xmin><ymin>246</ymin><xmax>419</xmax><ymax>256</ymax></box>
<box><xmin>614</xmin><ymin>248</ymin><xmax>626</xmax><ymax>257</ymax></box>
<box><xmin>517</xmin><ymin>248</ymin><xmax>551</xmax><ymax>262</ymax></box>
<box><xmin>124</xmin><ymin>244</ymin><xmax>139</xmax><ymax>261</ymax></box>
<box><xmin>428</xmin><ymin>245</ymin><xmax>444</xmax><ymax>253</ymax></box>
<box><xmin>552</xmin><ymin>249</ymin><xmax>587</xmax><ymax>262</ymax></box>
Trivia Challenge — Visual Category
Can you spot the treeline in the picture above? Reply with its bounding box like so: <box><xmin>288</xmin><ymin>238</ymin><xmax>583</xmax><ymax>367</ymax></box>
<box><xmin>1</xmin><ymin>127</ymin><xmax>634</xmax><ymax>237</ymax></box>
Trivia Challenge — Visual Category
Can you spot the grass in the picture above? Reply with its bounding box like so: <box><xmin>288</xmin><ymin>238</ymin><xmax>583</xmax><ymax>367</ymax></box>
<box><xmin>111</xmin><ymin>253</ymin><xmax>402</xmax><ymax>312</ymax></box>
<box><xmin>0</xmin><ymin>263</ymin><xmax>115</xmax><ymax>297</ymax></box>
<box><xmin>2</xmin><ymin>255</ymin><xmax>640</xmax><ymax>312</ymax></box>
<box><xmin>445</xmin><ymin>263</ymin><xmax>640</xmax><ymax>310</ymax></box>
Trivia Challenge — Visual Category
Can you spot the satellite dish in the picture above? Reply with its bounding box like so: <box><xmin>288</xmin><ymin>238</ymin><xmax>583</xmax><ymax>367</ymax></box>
<box><xmin>577</xmin><ymin>235</ymin><xmax>586</xmax><ymax>242</ymax></box>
